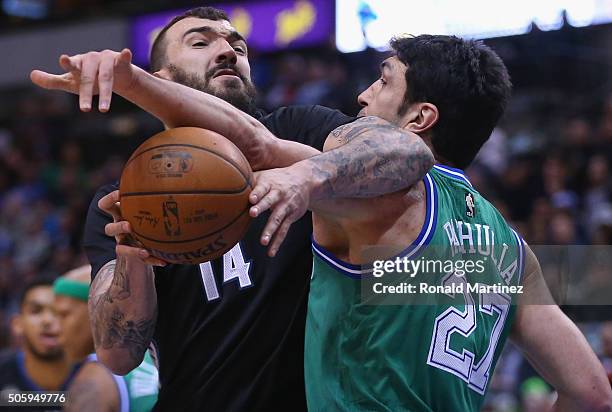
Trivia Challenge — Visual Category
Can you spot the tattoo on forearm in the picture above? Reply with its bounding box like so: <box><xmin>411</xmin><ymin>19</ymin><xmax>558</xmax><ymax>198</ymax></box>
<box><xmin>311</xmin><ymin>116</ymin><xmax>434</xmax><ymax>198</ymax></box>
<box><xmin>89</xmin><ymin>258</ymin><xmax>156</xmax><ymax>364</ymax></box>
<box><xmin>111</xmin><ymin>257</ymin><xmax>130</xmax><ymax>300</ymax></box>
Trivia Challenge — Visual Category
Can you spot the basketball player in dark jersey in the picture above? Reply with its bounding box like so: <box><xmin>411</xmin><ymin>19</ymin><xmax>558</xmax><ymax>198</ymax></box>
<box><xmin>0</xmin><ymin>278</ymin><xmax>76</xmax><ymax>411</ymax></box>
<box><xmin>30</xmin><ymin>7</ymin><xmax>432</xmax><ymax>411</ymax></box>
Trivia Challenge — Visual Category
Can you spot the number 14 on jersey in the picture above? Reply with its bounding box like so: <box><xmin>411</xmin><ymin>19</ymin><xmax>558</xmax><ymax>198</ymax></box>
<box><xmin>199</xmin><ymin>243</ymin><xmax>253</xmax><ymax>302</ymax></box>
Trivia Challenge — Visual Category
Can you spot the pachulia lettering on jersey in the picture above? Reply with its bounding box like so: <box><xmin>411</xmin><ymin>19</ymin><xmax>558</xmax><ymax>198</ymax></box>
<box><xmin>306</xmin><ymin>165</ymin><xmax>525</xmax><ymax>412</ymax></box>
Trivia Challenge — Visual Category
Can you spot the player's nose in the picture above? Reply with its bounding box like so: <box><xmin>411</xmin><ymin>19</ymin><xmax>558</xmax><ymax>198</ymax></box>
<box><xmin>357</xmin><ymin>89</ymin><xmax>369</xmax><ymax>107</ymax></box>
<box><xmin>40</xmin><ymin>308</ymin><xmax>56</xmax><ymax>326</ymax></box>
<box><xmin>215</xmin><ymin>39</ymin><xmax>238</xmax><ymax>65</ymax></box>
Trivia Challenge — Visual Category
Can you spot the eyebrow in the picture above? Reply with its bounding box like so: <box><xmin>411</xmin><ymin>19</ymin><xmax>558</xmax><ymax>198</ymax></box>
<box><xmin>182</xmin><ymin>26</ymin><xmax>246</xmax><ymax>44</ymax></box>
<box><xmin>380</xmin><ymin>60</ymin><xmax>392</xmax><ymax>76</ymax></box>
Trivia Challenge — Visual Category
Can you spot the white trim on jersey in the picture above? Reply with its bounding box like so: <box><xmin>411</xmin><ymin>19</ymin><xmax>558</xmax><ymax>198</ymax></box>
<box><xmin>312</xmin><ymin>173</ymin><xmax>438</xmax><ymax>278</ymax></box>
<box><xmin>433</xmin><ymin>165</ymin><xmax>473</xmax><ymax>188</ymax></box>
<box><xmin>510</xmin><ymin>229</ymin><xmax>526</xmax><ymax>284</ymax></box>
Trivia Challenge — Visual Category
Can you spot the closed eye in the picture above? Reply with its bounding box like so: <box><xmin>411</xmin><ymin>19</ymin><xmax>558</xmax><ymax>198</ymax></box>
<box><xmin>193</xmin><ymin>41</ymin><xmax>208</xmax><ymax>47</ymax></box>
<box><xmin>379</xmin><ymin>78</ymin><xmax>386</xmax><ymax>85</ymax></box>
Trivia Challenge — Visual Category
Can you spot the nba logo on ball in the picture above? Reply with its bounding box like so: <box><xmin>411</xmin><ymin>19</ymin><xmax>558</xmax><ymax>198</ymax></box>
<box><xmin>163</xmin><ymin>198</ymin><xmax>181</xmax><ymax>236</ymax></box>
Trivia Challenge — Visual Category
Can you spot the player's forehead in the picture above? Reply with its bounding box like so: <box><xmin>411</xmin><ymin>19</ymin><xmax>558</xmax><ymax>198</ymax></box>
<box><xmin>23</xmin><ymin>286</ymin><xmax>54</xmax><ymax>308</ymax></box>
<box><xmin>54</xmin><ymin>294</ymin><xmax>80</xmax><ymax>312</ymax></box>
<box><xmin>381</xmin><ymin>56</ymin><xmax>407</xmax><ymax>77</ymax></box>
<box><xmin>167</xmin><ymin>17</ymin><xmax>238</xmax><ymax>42</ymax></box>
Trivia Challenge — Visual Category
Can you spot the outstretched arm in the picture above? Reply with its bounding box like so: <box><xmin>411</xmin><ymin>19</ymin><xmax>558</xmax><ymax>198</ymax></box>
<box><xmin>30</xmin><ymin>49</ymin><xmax>318</xmax><ymax>170</ymax></box>
<box><xmin>248</xmin><ymin>116</ymin><xmax>434</xmax><ymax>256</ymax></box>
<box><xmin>511</xmin><ymin>244</ymin><xmax>612</xmax><ymax>411</ymax></box>
<box><xmin>32</xmin><ymin>50</ymin><xmax>433</xmax><ymax>255</ymax></box>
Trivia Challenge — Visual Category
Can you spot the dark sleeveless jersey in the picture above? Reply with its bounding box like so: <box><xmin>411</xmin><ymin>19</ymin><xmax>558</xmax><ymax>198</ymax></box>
<box><xmin>0</xmin><ymin>350</ymin><xmax>78</xmax><ymax>412</ymax></box>
<box><xmin>83</xmin><ymin>105</ymin><xmax>355</xmax><ymax>411</ymax></box>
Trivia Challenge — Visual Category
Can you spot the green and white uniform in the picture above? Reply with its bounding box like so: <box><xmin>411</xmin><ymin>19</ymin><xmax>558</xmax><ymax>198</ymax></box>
<box><xmin>306</xmin><ymin>165</ymin><xmax>525</xmax><ymax>411</ymax></box>
<box><xmin>85</xmin><ymin>351</ymin><xmax>158</xmax><ymax>412</ymax></box>
<box><xmin>124</xmin><ymin>351</ymin><xmax>159</xmax><ymax>412</ymax></box>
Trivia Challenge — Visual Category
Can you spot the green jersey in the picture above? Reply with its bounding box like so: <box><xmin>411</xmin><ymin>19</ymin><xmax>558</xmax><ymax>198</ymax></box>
<box><xmin>305</xmin><ymin>165</ymin><xmax>525</xmax><ymax>411</ymax></box>
<box><xmin>124</xmin><ymin>350</ymin><xmax>159</xmax><ymax>412</ymax></box>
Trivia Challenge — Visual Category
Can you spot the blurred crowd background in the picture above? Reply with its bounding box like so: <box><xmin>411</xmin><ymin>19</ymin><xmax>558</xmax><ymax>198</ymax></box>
<box><xmin>0</xmin><ymin>0</ymin><xmax>611</xmax><ymax>410</ymax></box>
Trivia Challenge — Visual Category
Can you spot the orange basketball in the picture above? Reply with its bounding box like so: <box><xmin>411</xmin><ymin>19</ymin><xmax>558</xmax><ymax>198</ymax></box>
<box><xmin>119</xmin><ymin>127</ymin><xmax>253</xmax><ymax>264</ymax></box>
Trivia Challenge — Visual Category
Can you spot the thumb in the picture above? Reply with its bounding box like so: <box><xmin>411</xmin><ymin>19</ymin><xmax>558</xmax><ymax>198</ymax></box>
<box><xmin>30</xmin><ymin>70</ymin><xmax>74</xmax><ymax>92</ymax></box>
<box><xmin>117</xmin><ymin>48</ymin><xmax>133</xmax><ymax>67</ymax></box>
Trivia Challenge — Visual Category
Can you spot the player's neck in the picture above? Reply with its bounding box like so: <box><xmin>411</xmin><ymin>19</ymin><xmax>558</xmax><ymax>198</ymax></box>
<box><xmin>24</xmin><ymin>350</ymin><xmax>71</xmax><ymax>390</ymax></box>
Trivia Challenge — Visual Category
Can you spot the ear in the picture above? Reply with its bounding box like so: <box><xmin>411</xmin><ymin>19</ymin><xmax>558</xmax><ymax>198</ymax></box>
<box><xmin>401</xmin><ymin>103</ymin><xmax>439</xmax><ymax>134</ymax></box>
<box><xmin>153</xmin><ymin>68</ymin><xmax>172</xmax><ymax>81</ymax></box>
<box><xmin>11</xmin><ymin>314</ymin><xmax>23</xmax><ymax>337</ymax></box>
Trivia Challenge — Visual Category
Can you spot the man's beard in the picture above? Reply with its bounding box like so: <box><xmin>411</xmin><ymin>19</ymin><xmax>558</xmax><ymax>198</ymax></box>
<box><xmin>167</xmin><ymin>63</ymin><xmax>258</xmax><ymax>116</ymax></box>
<box><xmin>24</xmin><ymin>336</ymin><xmax>63</xmax><ymax>361</ymax></box>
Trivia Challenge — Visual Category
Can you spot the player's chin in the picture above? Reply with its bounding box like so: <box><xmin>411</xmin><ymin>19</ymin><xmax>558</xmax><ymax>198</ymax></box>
<box><xmin>35</xmin><ymin>340</ymin><xmax>63</xmax><ymax>357</ymax></box>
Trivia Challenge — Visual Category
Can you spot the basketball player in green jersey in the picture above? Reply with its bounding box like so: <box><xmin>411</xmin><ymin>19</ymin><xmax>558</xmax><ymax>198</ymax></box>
<box><xmin>300</xmin><ymin>35</ymin><xmax>612</xmax><ymax>410</ymax></box>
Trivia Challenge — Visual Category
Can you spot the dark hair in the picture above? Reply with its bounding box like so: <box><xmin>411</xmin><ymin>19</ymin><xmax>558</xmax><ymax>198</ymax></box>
<box><xmin>19</xmin><ymin>277</ymin><xmax>55</xmax><ymax>308</ymax></box>
<box><xmin>150</xmin><ymin>6</ymin><xmax>230</xmax><ymax>72</ymax></box>
<box><xmin>390</xmin><ymin>35</ymin><xmax>512</xmax><ymax>169</ymax></box>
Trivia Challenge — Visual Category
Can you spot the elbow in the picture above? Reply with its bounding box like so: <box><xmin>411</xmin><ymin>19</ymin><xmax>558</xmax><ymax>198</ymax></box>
<box><xmin>96</xmin><ymin>348</ymin><xmax>141</xmax><ymax>376</ymax></box>
<box><xmin>574</xmin><ymin>388</ymin><xmax>612</xmax><ymax>412</ymax></box>
<box><xmin>589</xmin><ymin>376</ymin><xmax>612</xmax><ymax>412</ymax></box>
<box><xmin>588</xmin><ymin>395</ymin><xmax>612</xmax><ymax>412</ymax></box>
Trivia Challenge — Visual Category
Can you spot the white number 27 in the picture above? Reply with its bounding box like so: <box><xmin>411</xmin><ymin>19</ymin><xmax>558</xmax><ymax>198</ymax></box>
<box><xmin>427</xmin><ymin>273</ymin><xmax>510</xmax><ymax>395</ymax></box>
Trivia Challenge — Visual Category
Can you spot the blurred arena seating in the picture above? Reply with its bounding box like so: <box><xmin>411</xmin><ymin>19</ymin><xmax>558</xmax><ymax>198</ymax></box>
<box><xmin>0</xmin><ymin>1</ymin><xmax>610</xmax><ymax>410</ymax></box>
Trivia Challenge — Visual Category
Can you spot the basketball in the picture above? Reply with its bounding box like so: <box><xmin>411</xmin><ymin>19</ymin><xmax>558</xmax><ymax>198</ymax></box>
<box><xmin>119</xmin><ymin>127</ymin><xmax>253</xmax><ymax>264</ymax></box>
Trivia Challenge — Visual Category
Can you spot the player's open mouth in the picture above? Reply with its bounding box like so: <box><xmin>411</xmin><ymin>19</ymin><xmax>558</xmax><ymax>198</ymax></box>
<box><xmin>39</xmin><ymin>333</ymin><xmax>59</xmax><ymax>347</ymax></box>
<box><xmin>213</xmin><ymin>69</ymin><xmax>240</xmax><ymax>78</ymax></box>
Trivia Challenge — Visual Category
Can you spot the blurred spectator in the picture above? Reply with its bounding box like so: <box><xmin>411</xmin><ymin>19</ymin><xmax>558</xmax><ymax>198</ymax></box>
<box><xmin>0</xmin><ymin>278</ymin><xmax>73</xmax><ymax>402</ymax></box>
<box><xmin>264</xmin><ymin>53</ymin><xmax>306</xmax><ymax>109</ymax></box>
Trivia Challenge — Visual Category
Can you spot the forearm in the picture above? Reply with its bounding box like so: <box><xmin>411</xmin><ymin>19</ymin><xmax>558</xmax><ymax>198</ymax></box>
<box><xmin>297</xmin><ymin>116</ymin><xmax>434</xmax><ymax>205</ymax></box>
<box><xmin>267</xmin><ymin>138</ymin><xmax>321</xmax><ymax>167</ymax></box>
<box><xmin>512</xmin><ymin>305</ymin><xmax>612</xmax><ymax>410</ymax></box>
<box><xmin>88</xmin><ymin>256</ymin><xmax>157</xmax><ymax>375</ymax></box>
<box><xmin>120</xmin><ymin>67</ymin><xmax>274</xmax><ymax>169</ymax></box>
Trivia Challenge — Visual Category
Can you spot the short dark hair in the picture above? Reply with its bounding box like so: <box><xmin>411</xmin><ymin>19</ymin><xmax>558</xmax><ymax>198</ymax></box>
<box><xmin>390</xmin><ymin>35</ymin><xmax>512</xmax><ymax>169</ymax></box>
<box><xmin>150</xmin><ymin>6</ymin><xmax>230</xmax><ymax>72</ymax></box>
<box><xmin>19</xmin><ymin>277</ymin><xmax>55</xmax><ymax>308</ymax></box>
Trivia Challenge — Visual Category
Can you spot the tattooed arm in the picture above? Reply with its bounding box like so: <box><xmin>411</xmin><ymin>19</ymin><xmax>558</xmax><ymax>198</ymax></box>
<box><xmin>248</xmin><ymin>116</ymin><xmax>434</xmax><ymax>256</ymax></box>
<box><xmin>305</xmin><ymin>116</ymin><xmax>433</xmax><ymax>199</ymax></box>
<box><xmin>88</xmin><ymin>256</ymin><xmax>157</xmax><ymax>375</ymax></box>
